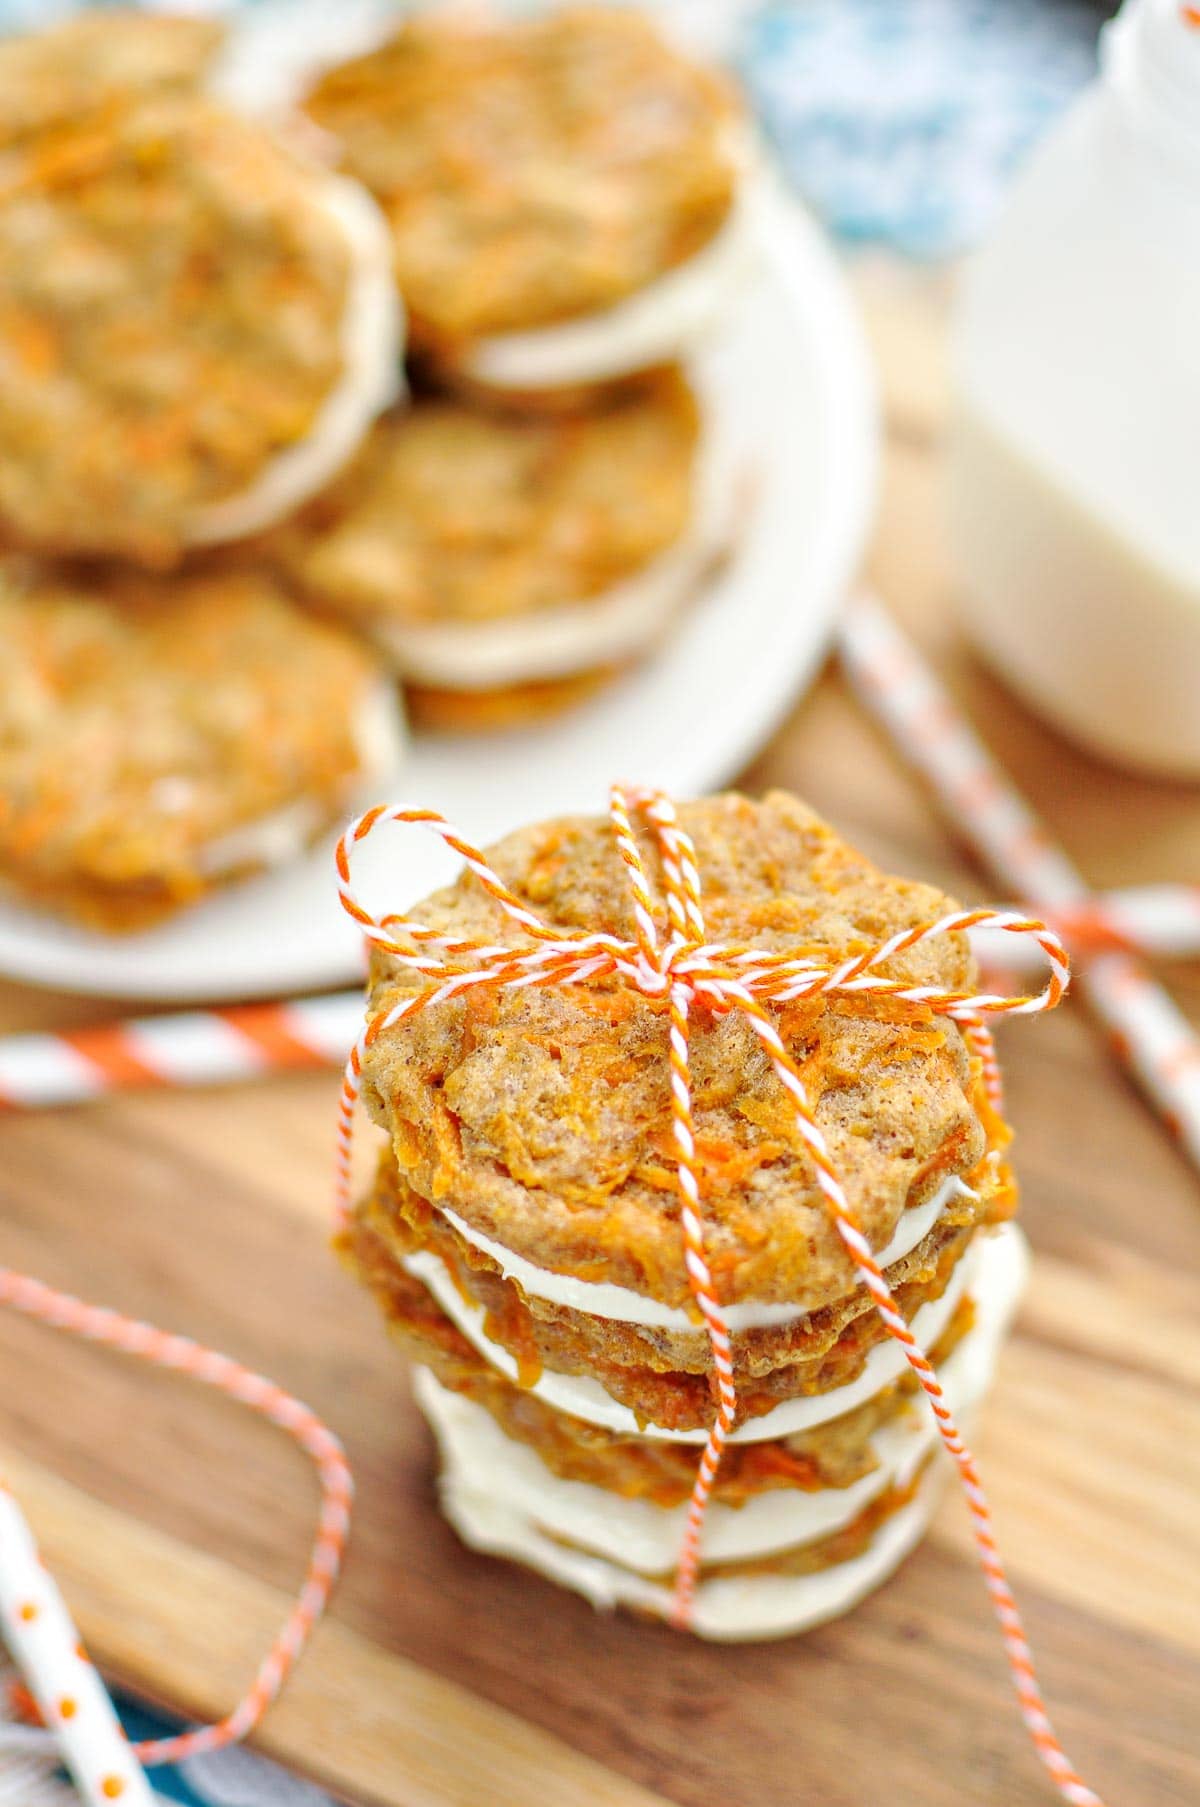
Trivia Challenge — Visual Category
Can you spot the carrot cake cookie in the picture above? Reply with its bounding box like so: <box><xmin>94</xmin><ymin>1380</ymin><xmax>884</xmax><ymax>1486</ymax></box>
<box><xmin>0</xmin><ymin>90</ymin><xmax>400</xmax><ymax>565</ymax></box>
<box><xmin>263</xmin><ymin>366</ymin><xmax>733</xmax><ymax>729</ymax></box>
<box><xmin>0</xmin><ymin>8</ymin><xmax>222</xmax><ymax>146</ymax></box>
<box><xmin>304</xmin><ymin>7</ymin><xmax>751</xmax><ymax>401</ymax></box>
<box><xmin>340</xmin><ymin>791</ymin><xmax>1028</xmax><ymax>1637</ymax></box>
<box><xmin>0</xmin><ymin>556</ymin><xmax>405</xmax><ymax>931</ymax></box>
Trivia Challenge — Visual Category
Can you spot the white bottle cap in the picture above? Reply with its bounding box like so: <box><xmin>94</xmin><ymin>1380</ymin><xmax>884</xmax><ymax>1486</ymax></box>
<box><xmin>1104</xmin><ymin>0</ymin><xmax>1200</xmax><ymax>167</ymax></box>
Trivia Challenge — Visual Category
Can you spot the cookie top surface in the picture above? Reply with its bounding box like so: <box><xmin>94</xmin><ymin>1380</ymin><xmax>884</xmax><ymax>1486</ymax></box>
<box><xmin>0</xmin><ymin>93</ymin><xmax>351</xmax><ymax>564</ymax></box>
<box><xmin>263</xmin><ymin>368</ymin><xmax>698</xmax><ymax>629</ymax></box>
<box><xmin>361</xmin><ymin>793</ymin><xmax>992</xmax><ymax>1310</ymax></box>
<box><xmin>304</xmin><ymin>7</ymin><xmax>740</xmax><ymax>344</ymax></box>
<box><xmin>0</xmin><ymin>556</ymin><xmax>380</xmax><ymax>908</ymax></box>
<box><xmin>0</xmin><ymin>10</ymin><xmax>221</xmax><ymax>146</ymax></box>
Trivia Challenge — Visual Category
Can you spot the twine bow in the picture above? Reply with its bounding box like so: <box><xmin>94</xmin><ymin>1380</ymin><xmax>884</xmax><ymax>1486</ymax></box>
<box><xmin>335</xmin><ymin>784</ymin><xmax>1100</xmax><ymax>1807</ymax></box>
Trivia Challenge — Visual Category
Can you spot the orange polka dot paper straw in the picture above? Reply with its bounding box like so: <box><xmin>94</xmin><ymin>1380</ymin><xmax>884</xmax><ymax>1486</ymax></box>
<box><xmin>0</xmin><ymin>1477</ymin><xmax>154</xmax><ymax>1807</ymax></box>
<box><xmin>840</xmin><ymin>592</ymin><xmax>1200</xmax><ymax>1175</ymax></box>
<box><xmin>0</xmin><ymin>1270</ymin><xmax>353</xmax><ymax>1786</ymax></box>
<box><xmin>334</xmin><ymin>786</ymin><xmax>1103</xmax><ymax>1806</ymax></box>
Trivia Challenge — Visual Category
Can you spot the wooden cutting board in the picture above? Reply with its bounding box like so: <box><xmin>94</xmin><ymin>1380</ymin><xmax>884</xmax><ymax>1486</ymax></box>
<box><xmin>2</xmin><ymin>267</ymin><xmax>1198</xmax><ymax>1807</ymax></box>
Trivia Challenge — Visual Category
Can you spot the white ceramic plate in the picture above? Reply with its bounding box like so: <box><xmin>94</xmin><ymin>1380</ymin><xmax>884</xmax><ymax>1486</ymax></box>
<box><xmin>0</xmin><ymin>177</ymin><xmax>877</xmax><ymax>1002</ymax></box>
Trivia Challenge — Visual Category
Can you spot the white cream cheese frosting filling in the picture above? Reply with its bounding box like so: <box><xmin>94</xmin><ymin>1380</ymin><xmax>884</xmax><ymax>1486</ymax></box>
<box><xmin>371</xmin><ymin>506</ymin><xmax>726</xmax><ymax>689</ymax></box>
<box><xmin>198</xmin><ymin>794</ymin><xmax>325</xmax><ymax>879</ymax></box>
<box><xmin>439</xmin><ymin>1449</ymin><xmax>945</xmax><ymax>1643</ymax></box>
<box><xmin>197</xmin><ymin>674</ymin><xmax>405</xmax><ymax>878</ymax></box>
<box><xmin>403</xmin><ymin>1220</ymin><xmax>991</xmax><ymax>1445</ymax></box>
<box><xmin>188</xmin><ymin>171</ymin><xmax>403</xmax><ymax>547</ymax></box>
<box><xmin>438</xmin><ymin>1172</ymin><xmax>978</xmax><ymax>1332</ymax></box>
<box><xmin>413</xmin><ymin>1225</ymin><xmax>1024</xmax><ymax>1577</ymax></box>
<box><xmin>414</xmin><ymin>1230</ymin><xmax>1027</xmax><ymax>1640</ymax></box>
<box><xmin>419</xmin><ymin>1365</ymin><xmax>909</xmax><ymax>1571</ymax></box>
<box><xmin>370</xmin><ymin>353</ymin><xmax>744</xmax><ymax>690</ymax></box>
<box><xmin>460</xmin><ymin>173</ymin><xmax>757</xmax><ymax>393</ymax></box>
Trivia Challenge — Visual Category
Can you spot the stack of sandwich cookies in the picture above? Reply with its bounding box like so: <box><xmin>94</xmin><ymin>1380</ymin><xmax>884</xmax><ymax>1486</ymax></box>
<box><xmin>296</xmin><ymin>5</ymin><xmax>752</xmax><ymax>724</ymax></box>
<box><xmin>341</xmin><ymin>792</ymin><xmax>1030</xmax><ymax>1639</ymax></box>
<box><xmin>0</xmin><ymin>5</ymin><xmax>756</xmax><ymax>927</ymax></box>
<box><xmin>0</xmin><ymin>8</ymin><xmax>408</xmax><ymax>932</ymax></box>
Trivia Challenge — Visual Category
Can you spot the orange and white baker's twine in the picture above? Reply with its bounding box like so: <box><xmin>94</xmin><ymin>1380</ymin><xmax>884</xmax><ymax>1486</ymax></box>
<box><xmin>0</xmin><ymin>1270</ymin><xmax>352</xmax><ymax>1803</ymax></box>
<box><xmin>334</xmin><ymin>785</ymin><xmax>1102</xmax><ymax>1807</ymax></box>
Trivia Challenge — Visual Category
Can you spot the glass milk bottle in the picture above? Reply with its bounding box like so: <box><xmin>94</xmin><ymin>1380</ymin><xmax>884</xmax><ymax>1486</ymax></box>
<box><xmin>946</xmin><ymin>0</ymin><xmax>1200</xmax><ymax>777</ymax></box>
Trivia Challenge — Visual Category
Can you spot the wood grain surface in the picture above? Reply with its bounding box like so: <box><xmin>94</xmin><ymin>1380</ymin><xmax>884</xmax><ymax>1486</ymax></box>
<box><xmin>2</xmin><ymin>265</ymin><xmax>1198</xmax><ymax>1807</ymax></box>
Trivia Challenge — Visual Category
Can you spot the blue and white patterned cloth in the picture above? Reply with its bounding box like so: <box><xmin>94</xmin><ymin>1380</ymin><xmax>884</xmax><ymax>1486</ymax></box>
<box><xmin>741</xmin><ymin>0</ymin><xmax>1101</xmax><ymax>256</ymax></box>
<box><xmin>0</xmin><ymin>1690</ymin><xmax>335</xmax><ymax>1807</ymax></box>
<box><xmin>119</xmin><ymin>1706</ymin><xmax>335</xmax><ymax>1807</ymax></box>
<box><xmin>0</xmin><ymin>1</ymin><xmax>1104</xmax><ymax>1801</ymax></box>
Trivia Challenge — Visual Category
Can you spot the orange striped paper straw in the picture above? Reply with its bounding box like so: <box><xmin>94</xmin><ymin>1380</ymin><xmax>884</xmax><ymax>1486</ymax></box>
<box><xmin>0</xmin><ymin>993</ymin><xmax>362</xmax><ymax>1110</ymax></box>
<box><xmin>4</xmin><ymin>895</ymin><xmax>1198</xmax><ymax>1114</ymax></box>
<box><xmin>839</xmin><ymin>593</ymin><xmax>1200</xmax><ymax>1174</ymax></box>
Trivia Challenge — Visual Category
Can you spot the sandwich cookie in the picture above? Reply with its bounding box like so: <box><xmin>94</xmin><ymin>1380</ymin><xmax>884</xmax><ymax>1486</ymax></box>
<box><xmin>0</xmin><ymin>556</ymin><xmax>405</xmax><ymax>931</ymax></box>
<box><xmin>0</xmin><ymin>91</ymin><xmax>401</xmax><ymax>565</ymax></box>
<box><xmin>264</xmin><ymin>365</ymin><xmax>737</xmax><ymax>728</ymax></box>
<box><xmin>304</xmin><ymin>6</ymin><xmax>750</xmax><ymax>405</ymax></box>
<box><xmin>0</xmin><ymin>8</ymin><xmax>223</xmax><ymax>146</ymax></box>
